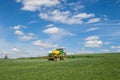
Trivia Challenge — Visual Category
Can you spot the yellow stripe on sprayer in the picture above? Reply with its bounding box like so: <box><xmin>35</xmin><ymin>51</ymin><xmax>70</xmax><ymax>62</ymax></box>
<box><xmin>52</xmin><ymin>50</ymin><xmax>60</xmax><ymax>55</ymax></box>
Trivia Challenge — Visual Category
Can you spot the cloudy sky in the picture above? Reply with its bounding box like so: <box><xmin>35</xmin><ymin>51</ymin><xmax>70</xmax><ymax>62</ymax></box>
<box><xmin>0</xmin><ymin>0</ymin><xmax>120</xmax><ymax>58</ymax></box>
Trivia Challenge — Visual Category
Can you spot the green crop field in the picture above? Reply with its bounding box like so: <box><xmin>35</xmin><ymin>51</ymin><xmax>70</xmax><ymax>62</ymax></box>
<box><xmin>0</xmin><ymin>53</ymin><xmax>120</xmax><ymax>80</ymax></box>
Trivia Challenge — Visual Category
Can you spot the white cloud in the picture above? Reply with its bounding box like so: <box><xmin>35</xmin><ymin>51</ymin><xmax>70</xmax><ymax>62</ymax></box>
<box><xmin>2</xmin><ymin>51</ymin><xmax>9</xmax><ymax>55</ymax></box>
<box><xmin>11</xmin><ymin>48</ymin><xmax>19</xmax><ymax>51</ymax></box>
<box><xmin>43</xmin><ymin>27</ymin><xmax>61</xmax><ymax>35</ymax></box>
<box><xmin>111</xmin><ymin>46</ymin><xmax>120</xmax><ymax>49</ymax></box>
<box><xmin>84</xmin><ymin>36</ymin><xmax>103</xmax><ymax>47</ymax></box>
<box><xmin>111</xmin><ymin>46</ymin><xmax>120</xmax><ymax>52</ymax></box>
<box><xmin>32</xmin><ymin>40</ymin><xmax>58</xmax><ymax>48</ymax></box>
<box><xmin>100</xmin><ymin>49</ymin><xmax>111</xmax><ymax>53</ymax></box>
<box><xmin>46</xmin><ymin>24</ymin><xmax>54</xmax><ymax>27</ymax></box>
<box><xmin>84</xmin><ymin>40</ymin><xmax>103</xmax><ymax>47</ymax></box>
<box><xmin>27</xmin><ymin>33</ymin><xmax>35</xmax><ymax>36</ymax></box>
<box><xmin>73</xmin><ymin>13</ymin><xmax>95</xmax><ymax>19</ymax></box>
<box><xmin>39</xmin><ymin>10</ymin><xmax>97</xmax><ymax>24</ymax></box>
<box><xmin>75</xmin><ymin>48</ymin><xmax>93</xmax><ymax>54</ymax></box>
<box><xmin>17</xmin><ymin>0</ymin><xmax>102</xmax><ymax>24</ymax></box>
<box><xmin>28</xmin><ymin>20</ymin><xmax>39</xmax><ymax>24</ymax></box>
<box><xmin>88</xmin><ymin>18</ymin><xmax>101</xmax><ymax>24</ymax></box>
<box><xmin>16</xmin><ymin>0</ymin><xmax>21</xmax><ymax>2</ymax></box>
<box><xmin>116</xmin><ymin>49</ymin><xmax>120</xmax><ymax>52</ymax></box>
<box><xmin>11</xmin><ymin>25</ymin><xmax>27</xmax><ymax>30</ymax></box>
<box><xmin>14</xmin><ymin>30</ymin><xmax>24</xmax><ymax>35</ymax></box>
<box><xmin>16</xmin><ymin>0</ymin><xmax>60</xmax><ymax>11</ymax></box>
<box><xmin>12</xmin><ymin>25</ymin><xmax>21</xmax><ymax>30</ymax></box>
<box><xmin>19</xmin><ymin>35</ymin><xmax>33</xmax><ymax>41</ymax></box>
<box><xmin>39</xmin><ymin>10</ymin><xmax>75</xmax><ymax>24</ymax></box>
<box><xmin>43</xmin><ymin>27</ymin><xmax>75</xmax><ymax>36</ymax></box>
<box><xmin>12</xmin><ymin>25</ymin><xmax>36</xmax><ymax>41</ymax></box>
<box><xmin>84</xmin><ymin>27</ymin><xmax>99</xmax><ymax>32</ymax></box>
<box><xmin>0</xmin><ymin>39</ymin><xmax>49</xmax><ymax>58</ymax></box>
<box><xmin>19</xmin><ymin>33</ymin><xmax>36</xmax><ymax>41</ymax></box>
<box><xmin>85</xmin><ymin>36</ymin><xmax>99</xmax><ymax>41</ymax></box>
<box><xmin>42</xmin><ymin>26</ymin><xmax>75</xmax><ymax>42</ymax></box>
<box><xmin>68</xmin><ymin>2</ymin><xmax>84</xmax><ymax>11</ymax></box>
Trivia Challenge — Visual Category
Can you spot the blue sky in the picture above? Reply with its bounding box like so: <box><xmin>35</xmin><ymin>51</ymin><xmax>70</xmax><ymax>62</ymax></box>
<box><xmin>0</xmin><ymin>0</ymin><xmax>120</xmax><ymax>58</ymax></box>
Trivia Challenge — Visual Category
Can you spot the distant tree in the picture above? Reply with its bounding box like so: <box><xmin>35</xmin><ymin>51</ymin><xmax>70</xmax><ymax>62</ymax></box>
<box><xmin>4</xmin><ymin>55</ymin><xmax>8</xmax><ymax>59</ymax></box>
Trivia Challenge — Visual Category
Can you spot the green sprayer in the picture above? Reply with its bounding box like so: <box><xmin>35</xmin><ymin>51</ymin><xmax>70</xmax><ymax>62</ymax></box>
<box><xmin>46</xmin><ymin>48</ymin><xmax>67</xmax><ymax>61</ymax></box>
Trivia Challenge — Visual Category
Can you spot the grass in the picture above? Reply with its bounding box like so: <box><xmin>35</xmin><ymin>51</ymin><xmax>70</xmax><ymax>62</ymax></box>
<box><xmin>0</xmin><ymin>53</ymin><xmax>120</xmax><ymax>80</ymax></box>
